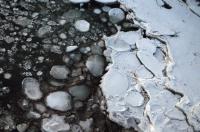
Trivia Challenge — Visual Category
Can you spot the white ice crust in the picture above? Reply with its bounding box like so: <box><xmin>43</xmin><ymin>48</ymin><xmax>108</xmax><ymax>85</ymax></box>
<box><xmin>101</xmin><ymin>0</ymin><xmax>200</xmax><ymax>131</ymax></box>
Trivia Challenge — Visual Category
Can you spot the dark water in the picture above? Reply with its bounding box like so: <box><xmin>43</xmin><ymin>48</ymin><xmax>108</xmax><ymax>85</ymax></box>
<box><xmin>0</xmin><ymin>0</ymin><xmax>136</xmax><ymax>131</ymax></box>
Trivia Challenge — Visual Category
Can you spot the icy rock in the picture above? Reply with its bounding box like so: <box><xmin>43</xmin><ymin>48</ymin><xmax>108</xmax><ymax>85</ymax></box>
<box><xmin>22</xmin><ymin>77</ymin><xmax>43</xmax><ymax>100</ymax></box>
<box><xmin>14</xmin><ymin>16</ymin><xmax>32</xmax><ymax>27</ymax></box>
<box><xmin>108</xmin><ymin>8</ymin><xmax>125</xmax><ymax>24</ymax></box>
<box><xmin>79</xmin><ymin>118</ymin><xmax>93</xmax><ymax>132</ymax></box>
<box><xmin>69</xmin><ymin>85</ymin><xmax>90</xmax><ymax>100</ymax></box>
<box><xmin>50</xmin><ymin>45</ymin><xmax>62</xmax><ymax>54</ymax></box>
<box><xmin>95</xmin><ymin>0</ymin><xmax>117</xmax><ymax>4</ymax></box>
<box><xmin>66</xmin><ymin>45</ymin><xmax>78</xmax><ymax>52</ymax></box>
<box><xmin>46</xmin><ymin>91</ymin><xmax>71</xmax><ymax>111</ymax></box>
<box><xmin>50</xmin><ymin>65</ymin><xmax>70</xmax><ymax>80</ymax></box>
<box><xmin>74</xmin><ymin>20</ymin><xmax>90</xmax><ymax>32</ymax></box>
<box><xmin>42</xmin><ymin>114</ymin><xmax>70</xmax><ymax>132</ymax></box>
<box><xmin>27</xmin><ymin>111</ymin><xmax>41</xmax><ymax>119</ymax></box>
<box><xmin>0</xmin><ymin>114</ymin><xmax>16</xmax><ymax>131</ymax></box>
<box><xmin>4</xmin><ymin>73</ymin><xmax>12</xmax><ymax>79</ymax></box>
<box><xmin>0</xmin><ymin>86</ymin><xmax>10</xmax><ymax>96</ymax></box>
<box><xmin>86</xmin><ymin>55</ymin><xmax>105</xmax><ymax>77</ymax></box>
<box><xmin>59</xmin><ymin>19</ymin><xmax>66</xmax><ymax>25</ymax></box>
<box><xmin>59</xmin><ymin>33</ymin><xmax>67</xmax><ymax>39</ymax></box>
<box><xmin>93</xmin><ymin>8</ymin><xmax>102</xmax><ymax>14</ymax></box>
<box><xmin>37</xmin><ymin>25</ymin><xmax>51</xmax><ymax>37</ymax></box>
<box><xmin>69</xmin><ymin>0</ymin><xmax>90</xmax><ymax>3</ymax></box>
<box><xmin>17</xmin><ymin>123</ymin><xmax>28</xmax><ymax>132</ymax></box>
<box><xmin>35</xmin><ymin>103</ymin><xmax>46</xmax><ymax>113</ymax></box>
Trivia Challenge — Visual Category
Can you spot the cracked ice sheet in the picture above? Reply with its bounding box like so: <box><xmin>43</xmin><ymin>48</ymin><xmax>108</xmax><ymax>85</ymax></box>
<box><xmin>101</xmin><ymin>31</ymin><xmax>192</xmax><ymax>131</ymax></box>
<box><xmin>101</xmin><ymin>0</ymin><xmax>200</xmax><ymax>131</ymax></box>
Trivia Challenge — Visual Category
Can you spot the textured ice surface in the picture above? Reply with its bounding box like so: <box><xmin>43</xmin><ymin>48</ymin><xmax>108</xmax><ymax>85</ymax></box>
<box><xmin>101</xmin><ymin>0</ymin><xmax>200</xmax><ymax>131</ymax></box>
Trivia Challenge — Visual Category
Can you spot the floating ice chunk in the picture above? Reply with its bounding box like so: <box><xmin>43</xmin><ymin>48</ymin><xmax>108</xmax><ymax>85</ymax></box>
<box><xmin>27</xmin><ymin>111</ymin><xmax>41</xmax><ymax>119</ymax></box>
<box><xmin>22</xmin><ymin>77</ymin><xmax>43</xmax><ymax>100</ymax></box>
<box><xmin>125</xmin><ymin>91</ymin><xmax>144</xmax><ymax>107</ymax></box>
<box><xmin>93</xmin><ymin>8</ymin><xmax>102</xmax><ymax>14</ymax></box>
<box><xmin>14</xmin><ymin>16</ymin><xmax>32</xmax><ymax>27</ymax></box>
<box><xmin>50</xmin><ymin>45</ymin><xmax>62</xmax><ymax>54</ymax></box>
<box><xmin>59</xmin><ymin>33</ymin><xmax>67</xmax><ymax>39</ymax></box>
<box><xmin>59</xmin><ymin>19</ymin><xmax>66</xmax><ymax>25</ymax></box>
<box><xmin>101</xmin><ymin>69</ymin><xmax>129</xmax><ymax>97</ymax></box>
<box><xmin>50</xmin><ymin>65</ymin><xmax>70</xmax><ymax>79</ymax></box>
<box><xmin>46</xmin><ymin>91</ymin><xmax>71</xmax><ymax>111</ymax></box>
<box><xmin>95</xmin><ymin>0</ymin><xmax>117</xmax><ymax>4</ymax></box>
<box><xmin>66</xmin><ymin>45</ymin><xmax>78</xmax><ymax>52</ymax></box>
<box><xmin>108</xmin><ymin>8</ymin><xmax>125</xmax><ymax>24</ymax></box>
<box><xmin>74</xmin><ymin>20</ymin><xmax>90</xmax><ymax>32</ymax></box>
<box><xmin>86</xmin><ymin>55</ymin><xmax>105</xmax><ymax>77</ymax></box>
<box><xmin>69</xmin><ymin>85</ymin><xmax>90</xmax><ymax>100</ymax></box>
<box><xmin>42</xmin><ymin>114</ymin><xmax>70</xmax><ymax>132</ymax></box>
<box><xmin>35</xmin><ymin>103</ymin><xmax>46</xmax><ymax>113</ymax></box>
<box><xmin>17</xmin><ymin>123</ymin><xmax>28</xmax><ymax>132</ymax></box>
<box><xmin>37</xmin><ymin>25</ymin><xmax>51</xmax><ymax>37</ymax></box>
<box><xmin>102</xmin><ymin>6</ymin><xmax>111</xmax><ymax>12</ymax></box>
<box><xmin>4</xmin><ymin>73</ymin><xmax>12</xmax><ymax>79</ymax></box>
<box><xmin>69</xmin><ymin>0</ymin><xmax>90</xmax><ymax>3</ymax></box>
